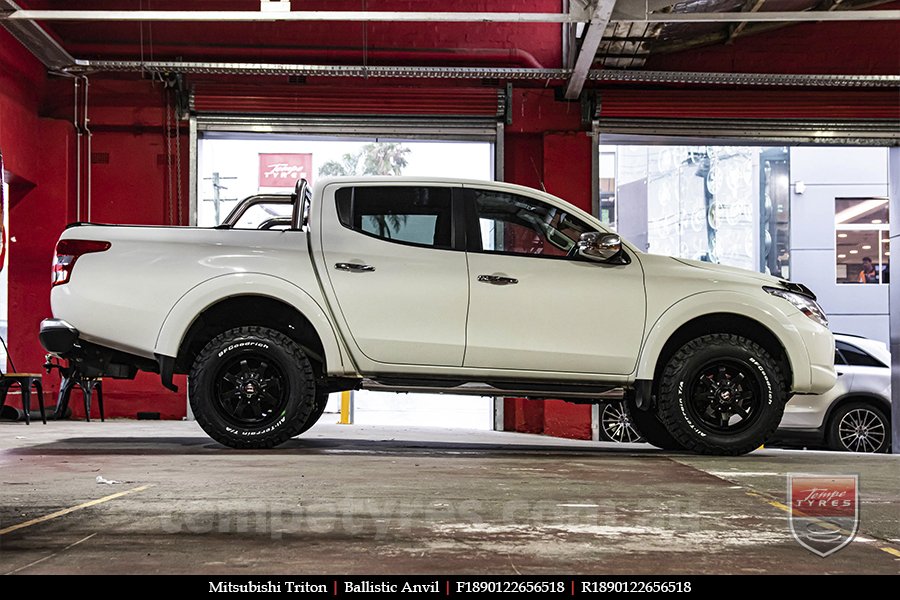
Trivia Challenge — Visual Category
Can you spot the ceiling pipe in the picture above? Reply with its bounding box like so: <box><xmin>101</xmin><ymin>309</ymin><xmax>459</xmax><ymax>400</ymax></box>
<box><xmin>1</xmin><ymin>9</ymin><xmax>581</xmax><ymax>23</ymax></box>
<box><xmin>3</xmin><ymin>7</ymin><xmax>898</xmax><ymax>23</ymax></box>
<box><xmin>71</xmin><ymin>60</ymin><xmax>900</xmax><ymax>88</ymax></box>
<box><xmin>63</xmin><ymin>45</ymin><xmax>546</xmax><ymax>70</ymax></box>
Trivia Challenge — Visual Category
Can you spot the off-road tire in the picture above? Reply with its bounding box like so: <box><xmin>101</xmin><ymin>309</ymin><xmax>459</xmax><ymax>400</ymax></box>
<box><xmin>297</xmin><ymin>391</ymin><xmax>329</xmax><ymax>435</ymax></box>
<box><xmin>189</xmin><ymin>326</ymin><xmax>315</xmax><ymax>449</ymax></box>
<box><xmin>657</xmin><ymin>333</ymin><xmax>786</xmax><ymax>456</ymax></box>
<box><xmin>625</xmin><ymin>395</ymin><xmax>684</xmax><ymax>451</ymax></box>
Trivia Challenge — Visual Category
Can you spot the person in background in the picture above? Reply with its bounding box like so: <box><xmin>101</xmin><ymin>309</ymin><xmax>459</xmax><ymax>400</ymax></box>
<box><xmin>858</xmin><ymin>256</ymin><xmax>879</xmax><ymax>284</ymax></box>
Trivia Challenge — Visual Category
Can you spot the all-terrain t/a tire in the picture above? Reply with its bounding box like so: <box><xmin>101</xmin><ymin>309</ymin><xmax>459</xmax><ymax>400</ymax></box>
<box><xmin>189</xmin><ymin>326</ymin><xmax>316</xmax><ymax>448</ymax></box>
<box><xmin>656</xmin><ymin>334</ymin><xmax>786</xmax><ymax>456</ymax></box>
<box><xmin>296</xmin><ymin>391</ymin><xmax>329</xmax><ymax>436</ymax></box>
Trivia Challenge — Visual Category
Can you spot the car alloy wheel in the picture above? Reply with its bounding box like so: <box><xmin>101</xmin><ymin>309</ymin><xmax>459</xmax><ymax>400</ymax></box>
<box><xmin>600</xmin><ymin>401</ymin><xmax>645</xmax><ymax>443</ymax></box>
<box><xmin>837</xmin><ymin>407</ymin><xmax>887</xmax><ymax>453</ymax></box>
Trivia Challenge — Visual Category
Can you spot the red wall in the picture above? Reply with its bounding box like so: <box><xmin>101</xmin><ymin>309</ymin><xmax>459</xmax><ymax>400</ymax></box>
<box><xmin>1</xmin><ymin>33</ymin><xmax>187</xmax><ymax>419</ymax></box>
<box><xmin>1</xmin><ymin>30</ymin><xmax>69</xmax><ymax>415</ymax></box>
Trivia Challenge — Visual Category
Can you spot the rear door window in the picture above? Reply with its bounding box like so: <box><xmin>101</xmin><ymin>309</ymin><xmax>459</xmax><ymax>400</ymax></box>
<box><xmin>335</xmin><ymin>186</ymin><xmax>454</xmax><ymax>249</ymax></box>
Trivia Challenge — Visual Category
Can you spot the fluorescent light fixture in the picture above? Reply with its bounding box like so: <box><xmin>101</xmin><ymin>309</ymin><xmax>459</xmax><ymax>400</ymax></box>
<box><xmin>834</xmin><ymin>198</ymin><xmax>888</xmax><ymax>225</ymax></box>
<box><xmin>849</xmin><ymin>249</ymin><xmax>859</xmax><ymax>254</ymax></box>
<box><xmin>862</xmin><ymin>245</ymin><xmax>872</xmax><ymax>250</ymax></box>
<box><xmin>837</xmin><ymin>233</ymin><xmax>848</xmax><ymax>238</ymax></box>
<box><xmin>871</xmin><ymin>219</ymin><xmax>882</xmax><ymax>224</ymax></box>
<box><xmin>837</xmin><ymin>254</ymin><xmax>846</xmax><ymax>258</ymax></box>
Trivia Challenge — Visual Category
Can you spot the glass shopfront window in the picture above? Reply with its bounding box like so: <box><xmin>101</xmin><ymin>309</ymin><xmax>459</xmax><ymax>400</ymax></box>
<box><xmin>599</xmin><ymin>144</ymin><xmax>790</xmax><ymax>276</ymax></box>
<box><xmin>835</xmin><ymin>197</ymin><xmax>890</xmax><ymax>284</ymax></box>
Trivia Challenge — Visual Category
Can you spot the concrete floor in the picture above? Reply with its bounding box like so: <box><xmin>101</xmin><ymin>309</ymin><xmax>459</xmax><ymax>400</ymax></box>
<box><xmin>0</xmin><ymin>419</ymin><xmax>897</xmax><ymax>575</ymax></box>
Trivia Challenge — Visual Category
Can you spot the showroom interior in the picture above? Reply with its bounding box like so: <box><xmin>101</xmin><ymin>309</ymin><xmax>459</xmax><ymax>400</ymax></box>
<box><xmin>0</xmin><ymin>0</ymin><xmax>898</xmax><ymax>576</ymax></box>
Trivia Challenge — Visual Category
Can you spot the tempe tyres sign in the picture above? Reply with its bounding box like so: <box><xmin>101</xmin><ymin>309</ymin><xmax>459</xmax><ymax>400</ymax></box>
<box><xmin>259</xmin><ymin>153</ymin><xmax>313</xmax><ymax>188</ymax></box>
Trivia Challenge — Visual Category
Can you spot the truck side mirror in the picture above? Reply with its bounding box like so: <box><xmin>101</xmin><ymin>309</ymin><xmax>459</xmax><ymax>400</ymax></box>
<box><xmin>577</xmin><ymin>232</ymin><xmax>625</xmax><ymax>263</ymax></box>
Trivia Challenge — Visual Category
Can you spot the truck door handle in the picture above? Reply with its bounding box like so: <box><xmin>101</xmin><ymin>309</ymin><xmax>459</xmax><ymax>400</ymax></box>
<box><xmin>335</xmin><ymin>262</ymin><xmax>375</xmax><ymax>272</ymax></box>
<box><xmin>477</xmin><ymin>274</ymin><xmax>518</xmax><ymax>285</ymax></box>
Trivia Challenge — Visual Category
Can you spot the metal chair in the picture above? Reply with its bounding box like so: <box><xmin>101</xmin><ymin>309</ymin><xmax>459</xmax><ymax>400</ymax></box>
<box><xmin>0</xmin><ymin>336</ymin><xmax>46</xmax><ymax>425</ymax></box>
<box><xmin>45</xmin><ymin>356</ymin><xmax>105</xmax><ymax>422</ymax></box>
<box><xmin>0</xmin><ymin>373</ymin><xmax>46</xmax><ymax>425</ymax></box>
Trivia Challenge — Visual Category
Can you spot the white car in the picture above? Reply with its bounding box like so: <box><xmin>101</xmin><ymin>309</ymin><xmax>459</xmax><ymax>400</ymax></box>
<box><xmin>39</xmin><ymin>177</ymin><xmax>835</xmax><ymax>455</ymax></box>
<box><xmin>775</xmin><ymin>334</ymin><xmax>891</xmax><ymax>453</ymax></box>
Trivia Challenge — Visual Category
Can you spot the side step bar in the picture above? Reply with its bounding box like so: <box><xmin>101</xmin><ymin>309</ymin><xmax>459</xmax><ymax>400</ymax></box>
<box><xmin>360</xmin><ymin>379</ymin><xmax>624</xmax><ymax>402</ymax></box>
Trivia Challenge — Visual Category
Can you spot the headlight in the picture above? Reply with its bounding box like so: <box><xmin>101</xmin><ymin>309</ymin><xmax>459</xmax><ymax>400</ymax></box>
<box><xmin>764</xmin><ymin>286</ymin><xmax>828</xmax><ymax>327</ymax></box>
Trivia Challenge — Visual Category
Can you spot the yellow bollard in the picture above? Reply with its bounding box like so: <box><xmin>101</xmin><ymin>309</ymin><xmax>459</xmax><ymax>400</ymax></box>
<box><xmin>338</xmin><ymin>390</ymin><xmax>353</xmax><ymax>425</ymax></box>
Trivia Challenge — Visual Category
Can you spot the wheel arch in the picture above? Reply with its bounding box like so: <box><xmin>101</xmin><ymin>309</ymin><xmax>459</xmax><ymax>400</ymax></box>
<box><xmin>639</xmin><ymin>311</ymin><xmax>794</xmax><ymax>394</ymax></box>
<box><xmin>823</xmin><ymin>393</ymin><xmax>892</xmax><ymax>431</ymax></box>
<box><xmin>154</xmin><ymin>274</ymin><xmax>349</xmax><ymax>376</ymax></box>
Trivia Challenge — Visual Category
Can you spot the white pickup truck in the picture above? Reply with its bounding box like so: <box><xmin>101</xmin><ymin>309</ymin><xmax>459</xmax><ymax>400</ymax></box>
<box><xmin>40</xmin><ymin>177</ymin><xmax>836</xmax><ymax>455</ymax></box>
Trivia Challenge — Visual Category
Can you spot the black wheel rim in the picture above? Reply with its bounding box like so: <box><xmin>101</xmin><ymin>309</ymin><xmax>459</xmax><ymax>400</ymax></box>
<box><xmin>686</xmin><ymin>359</ymin><xmax>764</xmax><ymax>435</ymax></box>
<box><xmin>601</xmin><ymin>402</ymin><xmax>645</xmax><ymax>443</ymax></box>
<box><xmin>212</xmin><ymin>353</ymin><xmax>288</xmax><ymax>426</ymax></box>
<box><xmin>838</xmin><ymin>408</ymin><xmax>886</xmax><ymax>453</ymax></box>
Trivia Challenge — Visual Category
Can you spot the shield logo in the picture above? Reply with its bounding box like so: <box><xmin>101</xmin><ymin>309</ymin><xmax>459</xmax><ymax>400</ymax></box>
<box><xmin>788</xmin><ymin>474</ymin><xmax>859</xmax><ymax>557</ymax></box>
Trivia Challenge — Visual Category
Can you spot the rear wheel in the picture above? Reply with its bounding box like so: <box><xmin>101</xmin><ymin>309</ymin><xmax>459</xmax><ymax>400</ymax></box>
<box><xmin>827</xmin><ymin>402</ymin><xmax>890</xmax><ymax>453</ymax></box>
<box><xmin>296</xmin><ymin>391</ymin><xmax>329</xmax><ymax>435</ymax></box>
<box><xmin>656</xmin><ymin>333</ymin><xmax>786</xmax><ymax>456</ymax></box>
<box><xmin>189</xmin><ymin>326</ymin><xmax>316</xmax><ymax>448</ymax></box>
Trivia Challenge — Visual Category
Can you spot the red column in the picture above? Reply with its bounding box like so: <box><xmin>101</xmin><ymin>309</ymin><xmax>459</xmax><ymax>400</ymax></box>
<box><xmin>500</xmin><ymin>108</ymin><xmax>595</xmax><ymax>440</ymax></box>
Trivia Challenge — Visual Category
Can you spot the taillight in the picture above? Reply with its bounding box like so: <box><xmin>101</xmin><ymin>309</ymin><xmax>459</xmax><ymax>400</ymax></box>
<box><xmin>52</xmin><ymin>239</ymin><xmax>111</xmax><ymax>286</ymax></box>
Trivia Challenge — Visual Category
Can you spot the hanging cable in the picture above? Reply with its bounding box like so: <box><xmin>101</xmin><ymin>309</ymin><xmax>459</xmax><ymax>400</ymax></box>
<box><xmin>175</xmin><ymin>107</ymin><xmax>183</xmax><ymax>225</ymax></box>
<box><xmin>165</xmin><ymin>85</ymin><xmax>175</xmax><ymax>226</ymax></box>
<box><xmin>84</xmin><ymin>75</ymin><xmax>92</xmax><ymax>223</ymax></box>
<box><xmin>73</xmin><ymin>76</ymin><xmax>81</xmax><ymax>222</ymax></box>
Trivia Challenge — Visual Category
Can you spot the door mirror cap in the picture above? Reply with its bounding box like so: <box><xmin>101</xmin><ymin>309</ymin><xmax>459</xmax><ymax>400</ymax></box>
<box><xmin>577</xmin><ymin>232</ymin><xmax>628</xmax><ymax>263</ymax></box>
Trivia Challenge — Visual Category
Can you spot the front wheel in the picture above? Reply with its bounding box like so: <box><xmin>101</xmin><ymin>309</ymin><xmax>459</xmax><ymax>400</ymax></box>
<box><xmin>625</xmin><ymin>394</ymin><xmax>683</xmax><ymax>451</ymax></box>
<box><xmin>656</xmin><ymin>333</ymin><xmax>786</xmax><ymax>456</ymax></box>
<box><xmin>189</xmin><ymin>326</ymin><xmax>316</xmax><ymax>448</ymax></box>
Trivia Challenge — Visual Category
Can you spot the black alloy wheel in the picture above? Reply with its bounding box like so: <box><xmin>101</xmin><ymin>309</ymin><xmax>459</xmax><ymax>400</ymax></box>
<box><xmin>684</xmin><ymin>359</ymin><xmax>764</xmax><ymax>435</ymax></box>
<box><xmin>213</xmin><ymin>355</ymin><xmax>288</xmax><ymax>427</ymax></box>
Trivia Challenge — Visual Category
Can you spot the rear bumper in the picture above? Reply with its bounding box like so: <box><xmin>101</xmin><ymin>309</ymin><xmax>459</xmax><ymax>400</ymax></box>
<box><xmin>40</xmin><ymin>318</ymin><xmax>80</xmax><ymax>356</ymax></box>
<box><xmin>39</xmin><ymin>317</ymin><xmax>145</xmax><ymax>379</ymax></box>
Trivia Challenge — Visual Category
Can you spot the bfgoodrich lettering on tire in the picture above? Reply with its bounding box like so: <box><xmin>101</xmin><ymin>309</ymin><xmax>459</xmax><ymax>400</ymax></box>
<box><xmin>656</xmin><ymin>333</ymin><xmax>786</xmax><ymax>456</ymax></box>
<box><xmin>189</xmin><ymin>326</ymin><xmax>316</xmax><ymax>449</ymax></box>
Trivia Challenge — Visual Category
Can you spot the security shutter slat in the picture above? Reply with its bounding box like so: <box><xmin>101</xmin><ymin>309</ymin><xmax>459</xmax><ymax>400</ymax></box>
<box><xmin>598</xmin><ymin>89</ymin><xmax>898</xmax><ymax>120</ymax></box>
<box><xmin>596</xmin><ymin>88</ymin><xmax>899</xmax><ymax>144</ymax></box>
<box><xmin>191</xmin><ymin>84</ymin><xmax>505</xmax><ymax>118</ymax></box>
